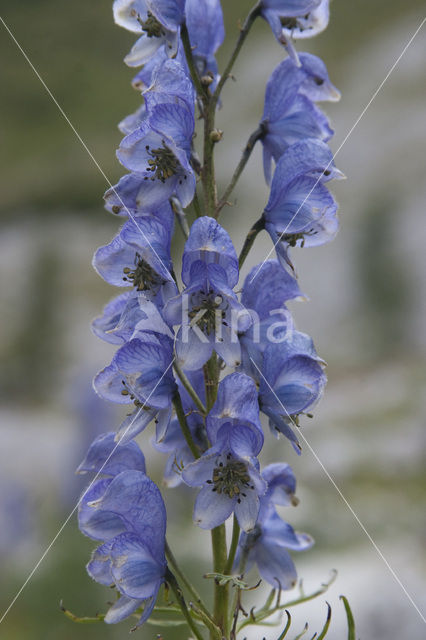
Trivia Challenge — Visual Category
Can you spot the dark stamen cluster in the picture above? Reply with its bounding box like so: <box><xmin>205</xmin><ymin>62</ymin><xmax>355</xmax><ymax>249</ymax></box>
<box><xmin>120</xmin><ymin>379</ymin><xmax>150</xmax><ymax>410</ymax></box>
<box><xmin>279</xmin><ymin>14</ymin><xmax>312</xmax><ymax>32</ymax></box>
<box><xmin>122</xmin><ymin>253</ymin><xmax>163</xmax><ymax>291</ymax></box>
<box><xmin>208</xmin><ymin>456</ymin><xmax>253</xmax><ymax>501</ymax></box>
<box><xmin>137</xmin><ymin>11</ymin><xmax>165</xmax><ymax>38</ymax></box>
<box><xmin>144</xmin><ymin>142</ymin><xmax>180</xmax><ymax>182</ymax></box>
<box><xmin>189</xmin><ymin>291</ymin><xmax>226</xmax><ymax>334</ymax></box>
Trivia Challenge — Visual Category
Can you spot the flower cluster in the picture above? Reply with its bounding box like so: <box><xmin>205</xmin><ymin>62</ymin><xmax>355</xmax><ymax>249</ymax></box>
<box><xmin>77</xmin><ymin>0</ymin><xmax>342</xmax><ymax>633</ymax></box>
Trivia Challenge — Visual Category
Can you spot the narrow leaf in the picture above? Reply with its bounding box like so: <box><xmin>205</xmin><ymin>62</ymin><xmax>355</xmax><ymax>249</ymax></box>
<box><xmin>340</xmin><ymin>596</ymin><xmax>356</xmax><ymax>640</ymax></box>
<box><xmin>316</xmin><ymin>602</ymin><xmax>332</xmax><ymax>640</ymax></box>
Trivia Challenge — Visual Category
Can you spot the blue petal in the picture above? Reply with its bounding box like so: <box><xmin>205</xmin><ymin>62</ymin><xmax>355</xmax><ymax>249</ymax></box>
<box><xmin>113</xmin><ymin>0</ymin><xmax>147</xmax><ymax>33</ymax></box>
<box><xmin>147</xmin><ymin>0</ymin><xmax>185</xmax><ymax>30</ymax></box>
<box><xmin>93</xmin><ymin>362</ymin><xmax>133</xmax><ymax>405</ymax></box>
<box><xmin>262</xmin><ymin>462</ymin><xmax>297</xmax><ymax>506</ymax></box>
<box><xmin>104</xmin><ymin>594</ymin><xmax>143</xmax><ymax>624</ymax></box>
<box><xmin>254</xmin><ymin>540</ymin><xmax>298</xmax><ymax>589</ymax></box>
<box><xmin>242</xmin><ymin>260</ymin><xmax>302</xmax><ymax>320</ymax></box>
<box><xmin>186</xmin><ymin>0</ymin><xmax>224</xmax><ymax>58</ymax></box>
<box><xmin>234</xmin><ymin>489</ymin><xmax>260</xmax><ymax>532</ymax></box>
<box><xmin>92</xmin><ymin>291</ymin><xmax>136</xmax><ymax>344</ymax></box>
<box><xmin>265</xmin><ymin>139</ymin><xmax>343</xmax><ymax>213</ymax></box>
<box><xmin>115</xmin><ymin>407</ymin><xmax>157</xmax><ymax>443</ymax></box>
<box><xmin>124</xmin><ymin>33</ymin><xmax>165</xmax><ymax>68</ymax></box>
<box><xmin>79</xmin><ymin>479</ymin><xmax>126</xmax><ymax>541</ymax></box>
<box><xmin>182</xmin><ymin>217</ymin><xmax>239</xmax><ymax>287</ymax></box>
<box><xmin>175</xmin><ymin>325</ymin><xmax>214</xmax><ymax>371</ymax></box>
<box><xmin>193</xmin><ymin>485</ymin><xmax>235</xmax><ymax>529</ymax></box>
<box><xmin>87</xmin><ymin>542</ymin><xmax>113</xmax><ymax>585</ymax></box>
<box><xmin>207</xmin><ymin>373</ymin><xmax>263</xmax><ymax>456</ymax></box>
<box><xmin>93</xmin><ymin>470</ymin><xmax>166</xmax><ymax>558</ymax></box>
<box><xmin>182</xmin><ymin>453</ymin><xmax>218</xmax><ymax>487</ymax></box>
<box><xmin>110</xmin><ymin>532</ymin><xmax>165</xmax><ymax>599</ymax></box>
<box><xmin>76</xmin><ymin>432</ymin><xmax>146</xmax><ymax>476</ymax></box>
<box><xmin>298</xmin><ymin>52</ymin><xmax>340</xmax><ymax>102</ymax></box>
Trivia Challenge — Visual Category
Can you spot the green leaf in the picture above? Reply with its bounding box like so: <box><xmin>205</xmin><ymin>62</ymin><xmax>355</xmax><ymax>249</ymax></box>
<box><xmin>204</xmin><ymin>572</ymin><xmax>260</xmax><ymax>590</ymax></box>
<box><xmin>277</xmin><ymin>610</ymin><xmax>292</xmax><ymax>639</ymax></box>
<box><xmin>293</xmin><ymin>622</ymin><xmax>309</xmax><ymax>639</ymax></box>
<box><xmin>340</xmin><ymin>596</ymin><xmax>356</xmax><ymax>640</ymax></box>
<box><xmin>315</xmin><ymin>602</ymin><xmax>332</xmax><ymax>640</ymax></box>
<box><xmin>146</xmin><ymin>618</ymin><xmax>189</xmax><ymax>627</ymax></box>
<box><xmin>60</xmin><ymin>601</ymin><xmax>105</xmax><ymax>624</ymax></box>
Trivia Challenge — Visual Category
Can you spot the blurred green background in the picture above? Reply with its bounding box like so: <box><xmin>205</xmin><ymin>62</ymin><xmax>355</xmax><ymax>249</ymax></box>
<box><xmin>1</xmin><ymin>1</ymin><xmax>426</xmax><ymax>638</ymax></box>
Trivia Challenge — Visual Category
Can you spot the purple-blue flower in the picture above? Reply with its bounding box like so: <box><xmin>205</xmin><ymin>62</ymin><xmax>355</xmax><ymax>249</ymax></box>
<box><xmin>78</xmin><ymin>441</ymin><xmax>167</xmax><ymax>628</ymax></box>
<box><xmin>263</xmin><ymin>138</ymin><xmax>344</xmax><ymax>271</ymax></box>
<box><xmin>182</xmin><ymin>374</ymin><xmax>266</xmax><ymax>531</ymax></box>
<box><xmin>113</xmin><ymin>0</ymin><xmax>185</xmax><ymax>66</ymax></box>
<box><xmin>186</xmin><ymin>0</ymin><xmax>224</xmax><ymax>89</ymax></box>
<box><xmin>259</xmin><ymin>339</ymin><xmax>326</xmax><ymax>451</ymax></box>
<box><xmin>236</xmin><ymin>463</ymin><xmax>313</xmax><ymax>588</ymax></box>
<box><xmin>239</xmin><ymin>260</ymin><xmax>302</xmax><ymax>377</ymax></box>
<box><xmin>164</xmin><ymin>217</ymin><xmax>251</xmax><ymax>370</ymax></box>
<box><xmin>260</xmin><ymin>0</ymin><xmax>329</xmax><ymax>63</ymax></box>
<box><xmin>112</xmin><ymin>101</ymin><xmax>195</xmax><ymax>211</ymax></box>
<box><xmin>93</xmin><ymin>331</ymin><xmax>176</xmax><ymax>442</ymax></box>
<box><xmin>261</xmin><ymin>54</ymin><xmax>339</xmax><ymax>184</ymax></box>
<box><xmin>92</xmin><ymin>210</ymin><xmax>177</xmax><ymax>308</ymax></box>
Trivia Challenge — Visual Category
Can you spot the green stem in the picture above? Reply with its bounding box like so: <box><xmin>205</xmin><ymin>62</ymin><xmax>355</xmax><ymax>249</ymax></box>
<box><xmin>166</xmin><ymin>568</ymin><xmax>205</xmax><ymax>640</ymax></box>
<box><xmin>174</xmin><ymin>361</ymin><xmax>207</xmax><ymax>415</ymax></box>
<box><xmin>211</xmin><ymin>2</ymin><xmax>261</xmax><ymax>109</ymax></box>
<box><xmin>165</xmin><ymin>541</ymin><xmax>211</xmax><ymax>620</ymax></box>
<box><xmin>216</xmin><ymin>124</ymin><xmax>265</xmax><ymax>216</ymax></box>
<box><xmin>224</xmin><ymin>515</ymin><xmax>240</xmax><ymax>576</ymax></box>
<box><xmin>238</xmin><ymin>215</ymin><xmax>265</xmax><ymax>269</ymax></box>
<box><xmin>193</xmin><ymin>189</ymin><xmax>203</xmax><ymax>217</ymax></box>
<box><xmin>211</xmin><ymin>525</ymin><xmax>229</xmax><ymax>637</ymax></box>
<box><xmin>203</xmin><ymin>353</ymin><xmax>219</xmax><ymax>411</ymax></box>
<box><xmin>180</xmin><ymin>23</ymin><xmax>206</xmax><ymax>100</ymax></box>
<box><xmin>173</xmin><ymin>392</ymin><xmax>200</xmax><ymax>459</ymax></box>
<box><xmin>202</xmin><ymin>109</ymin><xmax>218</xmax><ymax>217</ymax></box>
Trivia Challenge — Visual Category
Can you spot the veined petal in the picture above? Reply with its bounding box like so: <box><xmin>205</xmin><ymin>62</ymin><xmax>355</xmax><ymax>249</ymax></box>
<box><xmin>104</xmin><ymin>594</ymin><xmax>143</xmax><ymax>624</ymax></box>
<box><xmin>76</xmin><ymin>432</ymin><xmax>146</xmax><ymax>476</ymax></box>
<box><xmin>193</xmin><ymin>485</ymin><xmax>235</xmax><ymax>529</ymax></box>
<box><xmin>87</xmin><ymin>542</ymin><xmax>113</xmax><ymax>586</ymax></box>
<box><xmin>110</xmin><ymin>532</ymin><xmax>165</xmax><ymax>599</ymax></box>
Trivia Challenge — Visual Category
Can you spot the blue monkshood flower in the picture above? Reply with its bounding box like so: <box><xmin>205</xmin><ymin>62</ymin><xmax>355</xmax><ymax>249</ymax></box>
<box><xmin>120</xmin><ymin>57</ymin><xmax>195</xmax><ymax>135</ymax></box>
<box><xmin>108</xmin><ymin>101</ymin><xmax>195</xmax><ymax>212</ymax></box>
<box><xmin>77</xmin><ymin>433</ymin><xmax>147</xmax><ymax>541</ymax></box>
<box><xmin>261</xmin><ymin>54</ymin><xmax>339</xmax><ymax>184</ymax></box>
<box><xmin>263</xmin><ymin>138</ymin><xmax>344</xmax><ymax>271</ymax></box>
<box><xmin>236</xmin><ymin>463</ymin><xmax>313</xmax><ymax>588</ymax></box>
<box><xmin>113</xmin><ymin>0</ymin><xmax>185</xmax><ymax>66</ymax></box>
<box><xmin>154</xmin><ymin>371</ymin><xmax>207</xmax><ymax>486</ymax></box>
<box><xmin>93</xmin><ymin>331</ymin><xmax>176</xmax><ymax>442</ymax></box>
<box><xmin>239</xmin><ymin>260</ymin><xmax>303</xmax><ymax>377</ymax></box>
<box><xmin>258</xmin><ymin>339</ymin><xmax>326</xmax><ymax>452</ymax></box>
<box><xmin>294</xmin><ymin>52</ymin><xmax>340</xmax><ymax>102</ymax></box>
<box><xmin>92</xmin><ymin>293</ymin><xmax>173</xmax><ymax>345</ymax></box>
<box><xmin>182</xmin><ymin>374</ymin><xmax>266</xmax><ymax>531</ymax></box>
<box><xmin>79</xmin><ymin>462</ymin><xmax>167</xmax><ymax>628</ymax></box>
<box><xmin>260</xmin><ymin>0</ymin><xmax>329</xmax><ymax>64</ymax></box>
<box><xmin>164</xmin><ymin>218</ymin><xmax>251</xmax><ymax>370</ymax></box>
<box><xmin>186</xmin><ymin>0</ymin><xmax>224</xmax><ymax>90</ymax></box>
<box><xmin>92</xmin><ymin>210</ymin><xmax>177</xmax><ymax>307</ymax></box>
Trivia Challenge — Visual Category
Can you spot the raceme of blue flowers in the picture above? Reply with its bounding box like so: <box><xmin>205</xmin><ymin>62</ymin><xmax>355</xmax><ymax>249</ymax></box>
<box><xmin>77</xmin><ymin>0</ymin><xmax>341</xmax><ymax>630</ymax></box>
